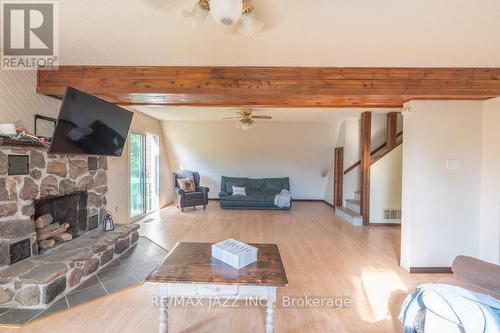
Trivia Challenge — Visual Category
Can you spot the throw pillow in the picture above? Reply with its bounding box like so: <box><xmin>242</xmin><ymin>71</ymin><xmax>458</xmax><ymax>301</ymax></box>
<box><xmin>178</xmin><ymin>178</ymin><xmax>195</xmax><ymax>192</ymax></box>
<box><xmin>225</xmin><ymin>180</ymin><xmax>248</xmax><ymax>194</ymax></box>
<box><xmin>232</xmin><ymin>186</ymin><xmax>246</xmax><ymax>196</ymax></box>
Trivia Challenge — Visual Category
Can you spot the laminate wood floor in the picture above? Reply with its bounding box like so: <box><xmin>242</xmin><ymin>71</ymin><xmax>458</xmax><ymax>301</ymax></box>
<box><xmin>0</xmin><ymin>202</ymin><xmax>448</xmax><ymax>333</ymax></box>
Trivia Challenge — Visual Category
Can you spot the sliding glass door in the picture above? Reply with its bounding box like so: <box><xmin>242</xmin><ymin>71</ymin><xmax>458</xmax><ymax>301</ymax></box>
<box><xmin>145</xmin><ymin>134</ymin><xmax>160</xmax><ymax>212</ymax></box>
<box><xmin>130</xmin><ymin>132</ymin><xmax>145</xmax><ymax>218</ymax></box>
<box><xmin>130</xmin><ymin>132</ymin><xmax>160</xmax><ymax>219</ymax></box>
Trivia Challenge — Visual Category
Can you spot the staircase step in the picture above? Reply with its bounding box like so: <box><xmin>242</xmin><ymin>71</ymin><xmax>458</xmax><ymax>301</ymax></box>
<box><xmin>345</xmin><ymin>199</ymin><xmax>360</xmax><ymax>205</ymax></box>
<box><xmin>335</xmin><ymin>207</ymin><xmax>363</xmax><ymax>226</ymax></box>
<box><xmin>345</xmin><ymin>199</ymin><xmax>361</xmax><ymax>214</ymax></box>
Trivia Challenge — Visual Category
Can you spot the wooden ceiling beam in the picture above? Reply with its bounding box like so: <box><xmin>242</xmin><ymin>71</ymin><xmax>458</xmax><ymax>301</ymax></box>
<box><xmin>37</xmin><ymin>66</ymin><xmax>500</xmax><ymax>108</ymax></box>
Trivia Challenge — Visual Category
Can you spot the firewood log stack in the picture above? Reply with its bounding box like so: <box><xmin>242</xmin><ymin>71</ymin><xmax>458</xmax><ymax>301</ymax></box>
<box><xmin>34</xmin><ymin>214</ymin><xmax>73</xmax><ymax>250</ymax></box>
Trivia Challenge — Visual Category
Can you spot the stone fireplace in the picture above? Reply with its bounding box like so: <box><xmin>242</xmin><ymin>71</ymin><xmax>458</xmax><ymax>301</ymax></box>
<box><xmin>0</xmin><ymin>146</ymin><xmax>108</xmax><ymax>268</ymax></box>
<box><xmin>0</xmin><ymin>144</ymin><xmax>142</xmax><ymax>310</ymax></box>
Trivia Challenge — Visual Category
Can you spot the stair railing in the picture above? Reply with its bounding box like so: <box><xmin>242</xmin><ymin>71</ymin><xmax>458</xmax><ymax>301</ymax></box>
<box><xmin>343</xmin><ymin>131</ymin><xmax>403</xmax><ymax>175</ymax></box>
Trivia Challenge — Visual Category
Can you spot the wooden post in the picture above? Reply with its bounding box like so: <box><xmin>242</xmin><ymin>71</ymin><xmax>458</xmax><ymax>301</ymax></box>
<box><xmin>360</xmin><ymin>112</ymin><xmax>372</xmax><ymax>225</ymax></box>
<box><xmin>334</xmin><ymin>147</ymin><xmax>344</xmax><ymax>207</ymax></box>
<box><xmin>386</xmin><ymin>112</ymin><xmax>398</xmax><ymax>150</ymax></box>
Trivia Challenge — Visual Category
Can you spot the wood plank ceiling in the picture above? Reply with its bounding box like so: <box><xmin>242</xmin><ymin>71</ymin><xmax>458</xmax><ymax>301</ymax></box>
<box><xmin>37</xmin><ymin>66</ymin><xmax>500</xmax><ymax>108</ymax></box>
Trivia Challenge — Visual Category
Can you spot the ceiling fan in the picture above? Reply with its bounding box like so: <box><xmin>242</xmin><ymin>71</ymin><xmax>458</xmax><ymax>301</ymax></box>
<box><xmin>184</xmin><ymin>0</ymin><xmax>264</xmax><ymax>35</ymax></box>
<box><xmin>222</xmin><ymin>108</ymin><xmax>272</xmax><ymax>130</ymax></box>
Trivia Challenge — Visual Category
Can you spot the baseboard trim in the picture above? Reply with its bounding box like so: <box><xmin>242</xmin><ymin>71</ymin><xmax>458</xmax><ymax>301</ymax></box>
<box><xmin>368</xmin><ymin>223</ymin><xmax>401</xmax><ymax>227</ymax></box>
<box><xmin>409</xmin><ymin>267</ymin><xmax>452</xmax><ymax>274</ymax></box>
<box><xmin>322</xmin><ymin>200</ymin><xmax>334</xmax><ymax>208</ymax></box>
<box><xmin>208</xmin><ymin>198</ymin><xmax>334</xmax><ymax>208</ymax></box>
<box><xmin>293</xmin><ymin>199</ymin><xmax>323</xmax><ymax>202</ymax></box>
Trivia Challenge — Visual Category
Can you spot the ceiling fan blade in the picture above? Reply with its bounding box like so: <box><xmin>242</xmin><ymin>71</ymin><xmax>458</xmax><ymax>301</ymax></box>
<box><xmin>251</xmin><ymin>116</ymin><xmax>272</xmax><ymax>119</ymax></box>
<box><xmin>222</xmin><ymin>117</ymin><xmax>242</xmax><ymax>120</ymax></box>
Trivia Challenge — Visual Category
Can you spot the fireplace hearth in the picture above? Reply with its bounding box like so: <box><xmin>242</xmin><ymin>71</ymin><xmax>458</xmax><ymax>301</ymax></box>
<box><xmin>0</xmin><ymin>224</ymin><xmax>141</xmax><ymax>309</ymax></box>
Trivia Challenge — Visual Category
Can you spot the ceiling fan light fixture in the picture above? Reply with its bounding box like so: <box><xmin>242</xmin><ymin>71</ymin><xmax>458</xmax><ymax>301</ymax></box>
<box><xmin>183</xmin><ymin>1</ymin><xmax>210</xmax><ymax>31</ymax></box>
<box><xmin>210</xmin><ymin>0</ymin><xmax>243</xmax><ymax>26</ymax></box>
<box><xmin>236</xmin><ymin>119</ymin><xmax>255</xmax><ymax>130</ymax></box>
<box><xmin>238</xmin><ymin>6</ymin><xmax>263</xmax><ymax>35</ymax></box>
<box><xmin>224</xmin><ymin>108</ymin><xmax>270</xmax><ymax>130</ymax></box>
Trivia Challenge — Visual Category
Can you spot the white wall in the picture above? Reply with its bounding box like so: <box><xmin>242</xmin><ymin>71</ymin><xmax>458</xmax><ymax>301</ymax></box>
<box><xmin>370</xmin><ymin>145</ymin><xmax>402</xmax><ymax>224</ymax></box>
<box><xmin>0</xmin><ymin>71</ymin><xmax>60</xmax><ymax>135</ymax></box>
<box><xmin>371</xmin><ymin>113</ymin><xmax>387</xmax><ymax>151</ymax></box>
<box><xmin>479</xmin><ymin>98</ymin><xmax>500</xmax><ymax>263</ymax></box>
<box><xmin>107</xmin><ymin>111</ymin><xmax>172</xmax><ymax>224</ymax></box>
<box><xmin>401</xmin><ymin>100</ymin><xmax>484</xmax><ymax>269</ymax></box>
<box><xmin>341</xmin><ymin>119</ymin><xmax>361</xmax><ymax>203</ymax></box>
<box><xmin>162</xmin><ymin>121</ymin><xmax>338</xmax><ymax>201</ymax></box>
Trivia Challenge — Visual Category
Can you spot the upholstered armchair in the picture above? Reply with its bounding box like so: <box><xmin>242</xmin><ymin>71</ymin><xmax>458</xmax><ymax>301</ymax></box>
<box><xmin>173</xmin><ymin>170</ymin><xmax>209</xmax><ymax>212</ymax></box>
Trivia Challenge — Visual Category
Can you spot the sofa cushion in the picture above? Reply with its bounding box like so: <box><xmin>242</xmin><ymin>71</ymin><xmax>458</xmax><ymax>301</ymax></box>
<box><xmin>232</xmin><ymin>186</ymin><xmax>247</xmax><ymax>196</ymax></box>
<box><xmin>265</xmin><ymin>192</ymin><xmax>280</xmax><ymax>202</ymax></box>
<box><xmin>438</xmin><ymin>277</ymin><xmax>500</xmax><ymax>300</ymax></box>
<box><xmin>184</xmin><ymin>192</ymin><xmax>204</xmax><ymax>200</ymax></box>
<box><xmin>224</xmin><ymin>179</ymin><xmax>249</xmax><ymax>194</ymax></box>
<box><xmin>220</xmin><ymin>196</ymin><xmax>278</xmax><ymax>209</ymax></box>
<box><xmin>264</xmin><ymin>179</ymin><xmax>287</xmax><ymax>191</ymax></box>
<box><xmin>178</xmin><ymin>178</ymin><xmax>196</xmax><ymax>192</ymax></box>
<box><xmin>222</xmin><ymin>193</ymin><xmax>266</xmax><ymax>202</ymax></box>
<box><xmin>249</xmin><ymin>179</ymin><xmax>265</xmax><ymax>191</ymax></box>
<box><xmin>451</xmin><ymin>255</ymin><xmax>500</xmax><ymax>295</ymax></box>
<box><xmin>175</xmin><ymin>170</ymin><xmax>195</xmax><ymax>186</ymax></box>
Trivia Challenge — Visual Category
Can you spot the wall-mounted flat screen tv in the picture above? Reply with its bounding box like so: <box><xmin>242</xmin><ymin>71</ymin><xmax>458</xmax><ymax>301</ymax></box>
<box><xmin>49</xmin><ymin>87</ymin><xmax>133</xmax><ymax>156</ymax></box>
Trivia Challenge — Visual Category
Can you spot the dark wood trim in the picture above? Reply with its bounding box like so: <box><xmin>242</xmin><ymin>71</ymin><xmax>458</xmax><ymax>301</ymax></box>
<box><xmin>287</xmin><ymin>199</ymin><xmax>333</xmax><ymax>205</ymax></box>
<box><xmin>410</xmin><ymin>267</ymin><xmax>453</xmax><ymax>274</ymax></box>
<box><xmin>343</xmin><ymin>163</ymin><xmax>358</xmax><ymax>176</ymax></box>
<box><xmin>386</xmin><ymin>112</ymin><xmax>398</xmax><ymax>150</ymax></box>
<box><xmin>37</xmin><ymin>66</ymin><xmax>500</xmax><ymax>108</ymax></box>
<box><xmin>334</xmin><ymin>147</ymin><xmax>344</xmax><ymax>207</ymax></box>
<box><xmin>360</xmin><ymin>112</ymin><xmax>371</xmax><ymax>226</ymax></box>
<box><xmin>344</xmin><ymin>131</ymin><xmax>403</xmax><ymax>175</ymax></box>
<box><xmin>293</xmin><ymin>199</ymin><xmax>323</xmax><ymax>202</ymax></box>
<box><xmin>370</xmin><ymin>140</ymin><xmax>403</xmax><ymax>165</ymax></box>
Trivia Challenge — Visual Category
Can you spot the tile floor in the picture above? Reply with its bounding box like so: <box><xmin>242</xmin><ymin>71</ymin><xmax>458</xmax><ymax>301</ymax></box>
<box><xmin>0</xmin><ymin>237</ymin><xmax>168</xmax><ymax>327</ymax></box>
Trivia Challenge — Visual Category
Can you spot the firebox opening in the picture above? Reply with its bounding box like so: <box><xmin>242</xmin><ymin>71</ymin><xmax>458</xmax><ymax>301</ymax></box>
<box><xmin>34</xmin><ymin>191</ymin><xmax>89</xmax><ymax>240</ymax></box>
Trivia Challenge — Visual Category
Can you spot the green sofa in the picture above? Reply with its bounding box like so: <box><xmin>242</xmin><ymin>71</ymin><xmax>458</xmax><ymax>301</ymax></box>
<box><xmin>219</xmin><ymin>176</ymin><xmax>292</xmax><ymax>210</ymax></box>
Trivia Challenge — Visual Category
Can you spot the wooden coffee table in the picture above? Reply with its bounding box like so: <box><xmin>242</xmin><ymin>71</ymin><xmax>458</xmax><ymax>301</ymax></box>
<box><xmin>147</xmin><ymin>242</ymin><xmax>288</xmax><ymax>333</ymax></box>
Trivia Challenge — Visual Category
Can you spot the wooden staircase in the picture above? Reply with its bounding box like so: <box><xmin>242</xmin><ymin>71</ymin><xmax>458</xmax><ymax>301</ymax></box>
<box><xmin>335</xmin><ymin>191</ymin><xmax>362</xmax><ymax>226</ymax></box>
<box><xmin>334</xmin><ymin>112</ymin><xmax>403</xmax><ymax>226</ymax></box>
